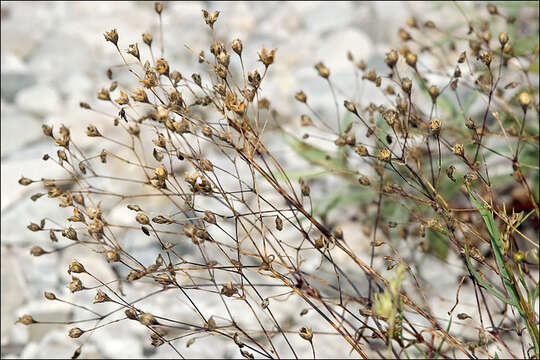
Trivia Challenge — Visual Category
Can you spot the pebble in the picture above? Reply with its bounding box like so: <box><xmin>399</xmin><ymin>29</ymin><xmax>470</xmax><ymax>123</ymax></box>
<box><xmin>14</xmin><ymin>84</ymin><xmax>61</xmax><ymax>117</ymax></box>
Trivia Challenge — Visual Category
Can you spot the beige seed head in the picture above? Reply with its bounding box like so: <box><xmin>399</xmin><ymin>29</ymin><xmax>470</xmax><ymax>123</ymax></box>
<box><xmin>299</xmin><ymin>326</ymin><xmax>313</xmax><ymax>341</ymax></box>
<box><xmin>69</xmin><ymin>327</ymin><xmax>84</xmax><ymax>338</ymax></box>
<box><xmin>17</xmin><ymin>314</ymin><xmax>36</xmax><ymax>325</ymax></box>
<box><xmin>518</xmin><ymin>91</ymin><xmax>531</xmax><ymax>109</ymax></box>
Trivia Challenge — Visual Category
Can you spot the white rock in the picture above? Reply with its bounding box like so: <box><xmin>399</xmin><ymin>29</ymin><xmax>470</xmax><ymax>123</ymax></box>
<box><xmin>14</xmin><ymin>84</ymin><xmax>61</xmax><ymax>116</ymax></box>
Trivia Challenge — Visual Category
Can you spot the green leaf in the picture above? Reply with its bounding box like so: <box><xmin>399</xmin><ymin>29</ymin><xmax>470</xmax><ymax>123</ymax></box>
<box><xmin>428</xmin><ymin>229</ymin><xmax>449</xmax><ymax>260</ymax></box>
<box><xmin>282</xmin><ymin>134</ymin><xmax>348</xmax><ymax>171</ymax></box>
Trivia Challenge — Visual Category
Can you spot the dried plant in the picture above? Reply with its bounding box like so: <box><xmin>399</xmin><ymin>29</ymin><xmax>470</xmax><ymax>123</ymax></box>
<box><xmin>17</xmin><ymin>2</ymin><xmax>539</xmax><ymax>359</ymax></box>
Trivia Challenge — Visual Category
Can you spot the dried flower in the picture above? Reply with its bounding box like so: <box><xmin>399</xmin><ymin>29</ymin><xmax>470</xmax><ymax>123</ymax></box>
<box><xmin>104</xmin><ymin>29</ymin><xmax>118</xmax><ymax>46</ymax></box>
<box><xmin>17</xmin><ymin>315</ymin><xmax>36</xmax><ymax>325</ymax></box>
<box><xmin>142</xmin><ymin>32</ymin><xmax>153</xmax><ymax>46</ymax></box>
<box><xmin>69</xmin><ymin>327</ymin><xmax>84</xmax><ymax>338</ymax></box>
<box><xmin>258</xmin><ymin>46</ymin><xmax>276</xmax><ymax>67</ymax></box>
<box><xmin>139</xmin><ymin>312</ymin><xmax>158</xmax><ymax>326</ymax></box>
<box><xmin>498</xmin><ymin>32</ymin><xmax>509</xmax><ymax>46</ymax></box>
<box><xmin>518</xmin><ymin>91</ymin><xmax>531</xmax><ymax>109</ymax></box>
<box><xmin>69</xmin><ymin>261</ymin><xmax>86</xmax><ymax>274</ymax></box>
<box><xmin>430</xmin><ymin>119</ymin><xmax>441</xmax><ymax>136</ymax></box>
<box><xmin>202</xmin><ymin>9</ymin><xmax>220</xmax><ymax>28</ymax></box>
<box><xmin>314</xmin><ymin>62</ymin><xmax>330</xmax><ymax>79</ymax></box>
<box><xmin>128</xmin><ymin>43</ymin><xmax>140</xmax><ymax>60</ymax></box>
<box><xmin>299</xmin><ymin>326</ymin><xmax>313</xmax><ymax>341</ymax></box>
<box><xmin>453</xmin><ymin>144</ymin><xmax>464</xmax><ymax>156</ymax></box>
<box><xmin>232</xmin><ymin>38</ymin><xmax>243</xmax><ymax>55</ymax></box>
<box><xmin>295</xmin><ymin>90</ymin><xmax>307</xmax><ymax>103</ymax></box>
<box><xmin>379</xmin><ymin>148</ymin><xmax>391</xmax><ymax>162</ymax></box>
<box><xmin>30</xmin><ymin>246</ymin><xmax>45</xmax><ymax>257</ymax></box>
<box><xmin>385</xmin><ymin>49</ymin><xmax>399</xmax><ymax>68</ymax></box>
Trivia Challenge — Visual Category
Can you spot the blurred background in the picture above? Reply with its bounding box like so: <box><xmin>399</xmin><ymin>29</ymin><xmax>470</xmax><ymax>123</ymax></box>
<box><xmin>1</xmin><ymin>1</ymin><xmax>534</xmax><ymax>358</ymax></box>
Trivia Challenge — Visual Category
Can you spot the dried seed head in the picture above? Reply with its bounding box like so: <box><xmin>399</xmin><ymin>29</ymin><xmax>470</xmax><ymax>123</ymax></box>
<box><xmin>301</xmin><ymin>182</ymin><xmax>310</xmax><ymax>197</ymax></box>
<box><xmin>518</xmin><ymin>91</ymin><xmax>531</xmax><ymax>109</ymax></box>
<box><xmin>220</xmin><ymin>282</ymin><xmax>238</xmax><ymax>297</ymax></box>
<box><xmin>155</xmin><ymin>58</ymin><xmax>169</xmax><ymax>76</ymax></box>
<box><xmin>487</xmin><ymin>3</ymin><xmax>498</xmax><ymax>15</ymax></box>
<box><xmin>97</xmin><ymin>88</ymin><xmax>110</xmax><ymax>101</ymax></box>
<box><xmin>428</xmin><ymin>85</ymin><xmax>439</xmax><ymax>102</ymax></box>
<box><xmin>465</xmin><ymin>118</ymin><xmax>476</xmax><ymax>129</ymax></box>
<box><xmin>44</xmin><ymin>291</ymin><xmax>56</xmax><ymax>300</ymax></box>
<box><xmin>17</xmin><ymin>315</ymin><xmax>36</xmax><ymax>325</ymax></box>
<box><xmin>299</xmin><ymin>326</ymin><xmax>313</xmax><ymax>341</ymax></box>
<box><xmin>344</xmin><ymin>100</ymin><xmax>356</xmax><ymax>113</ymax></box>
<box><xmin>480</xmin><ymin>51</ymin><xmax>492</xmax><ymax>67</ymax></box>
<box><xmin>204</xmin><ymin>210</ymin><xmax>216</xmax><ymax>224</ymax></box>
<box><xmin>446</xmin><ymin>165</ymin><xmax>456</xmax><ymax>182</ymax></box>
<box><xmin>106</xmin><ymin>250</ymin><xmax>120</xmax><ymax>262</ymax></box>
<box><xmin>295</xmin><ymin>90</ymin><xmax>307</xmax><ymax>103</ymax></box>
<box><xmin>30</xmin><ymin>246</ymin><xmax>45</xmax><ymax>257</ymax></box>
<box><xmin>27</xmin><ymin>222</ymin><xmax>41</xmax><ymax>232</ymax></box>
<box><xmin>401</xmin><ymin>77</ymin><xmax>412</xmax><ymax>94</ymax></box>
<box><xmin>405</xmin><ymin>52</ymin><xmax>417</xmax><ymax>69</ymax></box>
<box><xmin>398</xmin><ymin>28</ymin><xmax>411</xmax><ymax>41</ymax></box>
<box><xmin>49</xmin><ymin>230</ymin><xmax>58</xmax><ymax>242</ymax></box>
<box><xmin>128</xmin><ymin>43</ymin><xmax>140</xmax><ymax>60</ymax></box>
<box><xmin>499</xmin><ymin>32</ymin><xmax>509</xmax><ymax>46</ymax></box>
<box><xmin>315</xmin><ymin>234</ymin><xmax>328</xmax><ymax>248</ymax></box>
<box><xmin>424</xmin><ymin>20</ymin><xmax>436</xmax><ymax>29</ymax></box>
<box><xmin>430</xmin><ymin>119</ymin><xmax>441</xmax><ymax>136</ymax></box>
<box><xmin>275</xmin><ymin>216</ymin><xmax>283</xmax><ymax>231</ymax></box>
<box><xmin>42</xmin><ymin>124</ymin><xmax>53</xmax><ymax>137</ymax></box>
<box><xmin>217</xmin><ymin>51</ymin><xmax>230</xmax><ymax>68</ymax></box>
<box><xmin>385</xmin><ymin>49</ymin><xmax>399</xmax><ymax>68</ymax></box>
<box><xmin>232</xmin><ymin>38</ymin><xmax>243</xmax><ymax>55</ymax></box>
<box><xmin>406</xmin><ymin>17</ymin><xmax>418</xmax><ymax>28</ymax></box>
<box><xmin>379</xmin><ymin>148</ymin><xmax>391</xmax><ymax>162</ymax></box>
<box><xmin>69</xmin><ymin>327</ymin><xmax>84</xmax><ymax>338</ymax></box>
<box><xmin>139</xmin><ymin>312</ymin><xmax>158</xmax><ymax>326</ymax></box>
<box><xmin>142</xmin><ymin>32</ymin><xmax>153</xmax><ymax>46</ymax></box>
<box><xmin>359</xmin><ymin>175</ymin><xmax>371</xmax><ymax>186</ymax></box>
<box><xmin>258</xmin><ymin>46</ymin><xmax>276</xmax><ymax>67</ymax></box>
<box><xmin>314</xmin><ymin>62</ymin><xmax>330</xmax><ymax>79</ymax></box>
<box><xmin>453</xmin><ymin>143</ymin><xmax>464</xmax><ymax>156</ymax></box>
<box><xmin>104</xmin><ymin>29</ymin><xmax>118</xmax><ymax>46</ymax></box>
<box><xmin>170</xmin><ymin>70</ymin><xmax>182</xmax><ymax>85</ymax></box>
<box><xmin>86</xmin><ymin>124</ymin><xmax>102</xmax><ymax>137</ymax></box>
<box><xmin>69</xmin><ymin>261</ymin><xmax>86</xmax><ymax>274</ymax></box>
<box><xmin>202</xmin><ymin>9</ymin><xmax>220</xmax><ymax>28</ymax></box>
<box><xmin>125</xmin><ymin>308</ymin><xmax>138</xmax><ymax>320</ymax></box>
<box><xmin>136</xmin><ymin>213</ymin><xmax>150</xmax><ymax>225</ymax></box>
<box><xmin>19</xmin><ymin>176</ymin><xmax>33</xmax><ymax>186</ymax></box>
<box><xmin>383</xmin><ymin>109</ymin><xmax>398</xmax><ymax>126</ymax></box>
<box><xmin>355</xmin><ymin>145</ymin><xmax>369</xmax><ymax>156</ymax></box>
<box><xmin>300</xmin><ymin>114</ymin><xmax>313</xmax><ymax>126</ymax></box>
<box><xmin>93</xmin><ymin>289</ymin><xmax>111</xmax><ymax>303</ymax></box>
<box><xmin>363</xmin><ymin>70</ymin><xmax>377</xmax><ymax>82</ymax></box>
<box><xmin>191</xmin><ymin>73</ymin><xmax>202</xmax><ymax>87</ymax></box>
<box><xmin>63</xmin><ymin>227</ymin><xmax>78</xmax><ymax>240</ymax></box>
<box><xmin>503</xmin><ymin>43</ymin><xmax>513</xmax><ymax>55</ymax></box>
<box><xmin>68</xmin><ymin>277</ymin><xmax>83</xmax><ymax>293</ymax></box>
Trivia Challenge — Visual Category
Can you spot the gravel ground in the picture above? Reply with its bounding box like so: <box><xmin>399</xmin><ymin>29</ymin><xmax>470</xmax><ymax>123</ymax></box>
<box><xmin>3</xmin><ymin>2</ymin><xmax>526</xmax><ymax>359</ymax></box>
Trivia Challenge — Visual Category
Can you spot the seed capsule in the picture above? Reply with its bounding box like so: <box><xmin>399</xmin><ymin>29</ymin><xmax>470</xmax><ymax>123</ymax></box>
<box><xmin>69</xmin><ymin>327</ymin><xmax>84</xmax><ymax>338</ymax></box>
<box><xmin>299</xmin><ymin>326</ymin><xmax>313</xmax><ymax>341</ymax></box>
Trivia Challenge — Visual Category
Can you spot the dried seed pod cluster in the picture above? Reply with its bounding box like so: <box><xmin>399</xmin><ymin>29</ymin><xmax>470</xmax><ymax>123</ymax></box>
<box><xmin>16</xmin><ymin>2</ymin><xmax>539</xmax><ymax>359</ymax></box>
